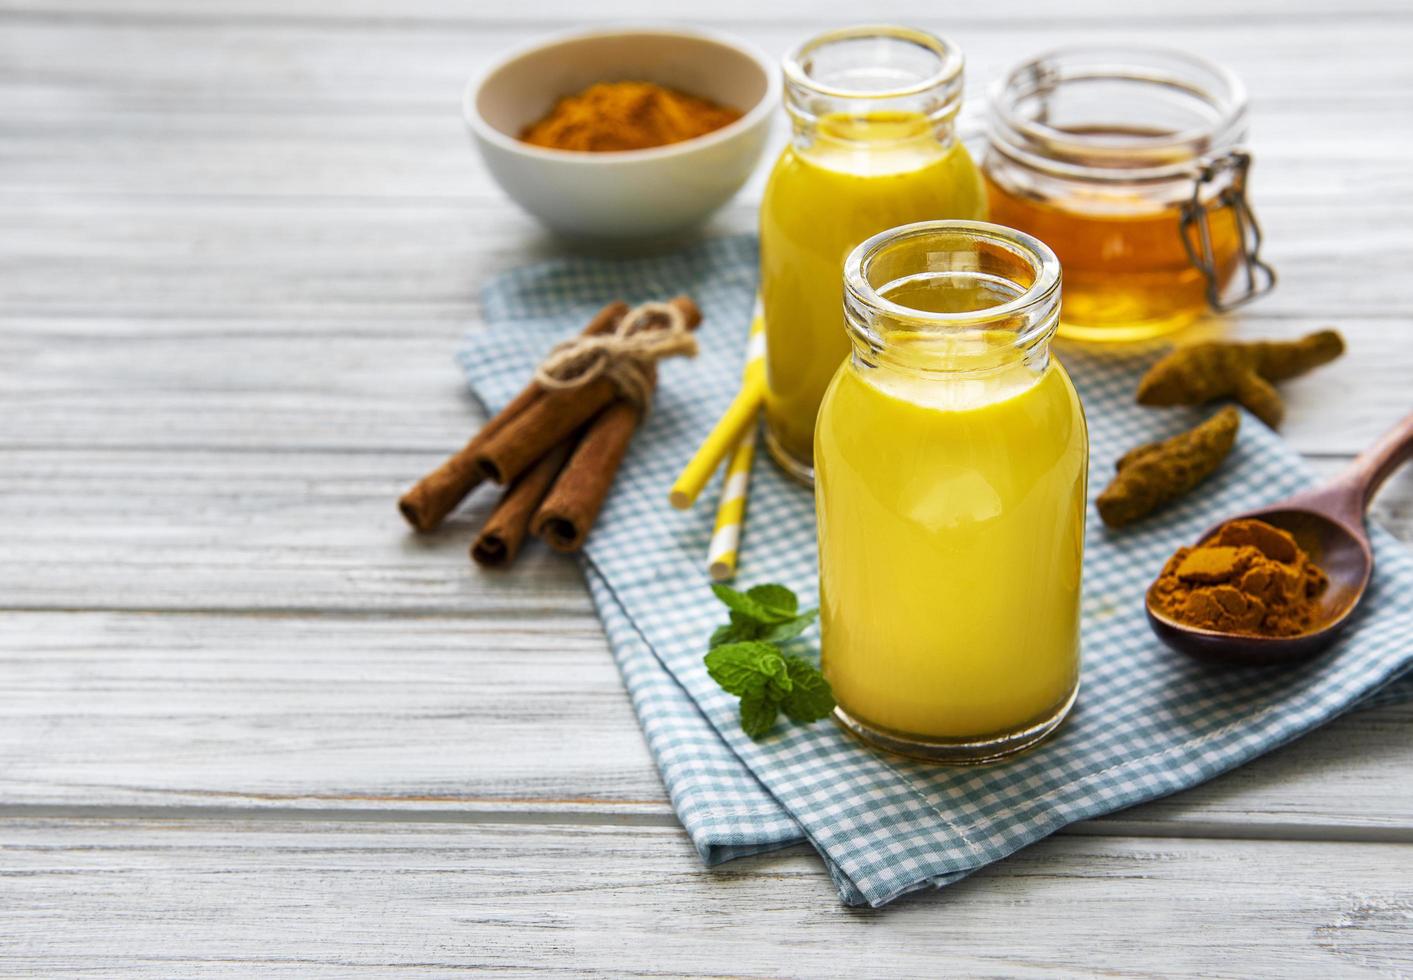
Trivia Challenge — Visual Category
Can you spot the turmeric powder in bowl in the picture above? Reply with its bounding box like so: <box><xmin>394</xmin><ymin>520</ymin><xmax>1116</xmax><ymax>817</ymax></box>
<box><xmin>520</xmin><ymin>81</ymin><xmax>743</xmax><ymax>152</ymax></box>
<box><xmin>1150</xmin><ymin>518</ymin><xmax>1330</xmax><ymax>638</ymax></box>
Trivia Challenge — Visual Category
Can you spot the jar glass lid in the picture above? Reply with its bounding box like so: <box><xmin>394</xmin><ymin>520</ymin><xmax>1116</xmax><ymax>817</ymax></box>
<box><xmin>988</xmin><ymin>46</ymin><xmax>1249</xmax><ymax>182</ymax></box>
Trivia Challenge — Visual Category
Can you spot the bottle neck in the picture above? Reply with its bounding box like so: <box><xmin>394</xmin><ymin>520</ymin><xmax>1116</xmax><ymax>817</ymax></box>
<box><xmin>843</xmin><ymin>220</ymin><xmax>1062</xmax><ymax>384</ymax></box>
<box><xmin>846</xmin><ymin>305</ymin><xmax>1056</xmax><ymax>385</ymax></box>
<box><xmin>783</xmin><ymin>27</ymin><xmax>965</xmax><ymax>158</ymax></box>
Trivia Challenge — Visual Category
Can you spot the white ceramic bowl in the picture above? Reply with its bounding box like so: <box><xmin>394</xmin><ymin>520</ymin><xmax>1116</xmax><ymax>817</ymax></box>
<box><xmin>465</xmin><ymin>28</ymin><xmax>778</xmax><ymax>240</ymax></box>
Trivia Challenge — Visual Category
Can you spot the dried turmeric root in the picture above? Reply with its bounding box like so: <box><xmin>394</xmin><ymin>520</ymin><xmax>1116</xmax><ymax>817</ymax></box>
<box><xmin>1097</xmin><ymin>407</ymin><xmax>1240</xmax><ymax>528</ymax></box>
<box><xmin>1136</xmin><ymin>330</ymin><xmax>1344</xmax><ymax>428</ymax></box>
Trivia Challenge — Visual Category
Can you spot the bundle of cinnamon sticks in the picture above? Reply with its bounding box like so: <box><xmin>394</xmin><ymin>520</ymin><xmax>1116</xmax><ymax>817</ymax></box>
<box><xmin>399</xmin><ymin>296</ymin><xmax>701</xmax><ymax>567</ymax></box>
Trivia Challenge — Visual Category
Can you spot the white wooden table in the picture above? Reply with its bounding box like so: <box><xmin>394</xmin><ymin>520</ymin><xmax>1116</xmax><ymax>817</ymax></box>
<box><xmin>3</xmin><ymin>2</ymin><xmax>1412</xmax><ymax>974</ymax></box>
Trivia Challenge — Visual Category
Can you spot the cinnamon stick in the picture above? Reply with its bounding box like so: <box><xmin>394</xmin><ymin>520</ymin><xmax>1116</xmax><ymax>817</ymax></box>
<box><xmin>532</xmin><ymin>297</ymin><xmax>703</xmax><ymax>552</ymax></box>
<box><xmin>397</xmin><ymin>300</ymin><xmax>628</xmax><ymax>531</ymax></box>
<box><xmin>475</xmin><ymin>378</ymin><xmax>622</xmax><ymax>486</ymax></box>
<box><xmin>471</xmin><ymin>440</ymin><xmax>573</xmax><ymax>568</ymax></box>
<box><xmin>532</xmin><ymin>399</ymin><xmax>640</xmax><ymax>552</ymax></box>
<box><xmin>474</xmin><ymin>296</ymin><xmax>701</xmax><ymax>487</ymax></box>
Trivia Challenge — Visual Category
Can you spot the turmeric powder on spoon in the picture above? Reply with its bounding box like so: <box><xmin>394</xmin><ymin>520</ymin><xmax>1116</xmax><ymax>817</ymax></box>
<box><xmin>521</xmin><ymin>81</ymin><xmax>743</xmax><ymax>152</ymax></box>
<box><xmin>1150</xmin><ymin>518</ymin><xmax>1330</xmax><ymax>637</ymax></box>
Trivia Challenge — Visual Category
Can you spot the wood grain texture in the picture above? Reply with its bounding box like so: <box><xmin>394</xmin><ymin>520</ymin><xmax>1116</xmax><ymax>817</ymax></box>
<box><xmin>2</xmin><ymin>0</ymin><xmax>1413</xmax><ymax>970</ymax></box>
<box><xmin>1</xmin><ymin>316</ymin><xmax>1408</xmax><ymax>457</ymax></box>
<box><xmin>2</xmin><ymin>607</ymin><xmax>1412</xmax><ymax>836</ymax></box>
<box><xmin>0</xmin><ymin>447</ymin><xmax>1407</xmax><ymax>617</ymax></box>
<box><xmin>2</xmin><ymin>818</ymin><xmax>1411</xmax><ymax>977</ymax></box>
<box><xmin>5</xmin><ymin>197</ymin><xmax>1409</xmax><ymax>320</ymax></box>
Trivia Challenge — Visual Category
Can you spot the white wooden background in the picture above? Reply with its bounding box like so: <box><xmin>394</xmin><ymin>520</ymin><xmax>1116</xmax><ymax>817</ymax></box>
<box><xmin>2</xmin><ymin>1</ymin><xmax>1412</xmax><ymax>975</ymax></box>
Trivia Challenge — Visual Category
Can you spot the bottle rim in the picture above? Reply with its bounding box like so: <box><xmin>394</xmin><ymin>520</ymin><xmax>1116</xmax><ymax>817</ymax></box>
<box><xmin>987</xmin><ymin>45</ymin><xmax>1249</xmax><ymax>183</ymax></box>
<box><xmin>843</xmin><ymin>220</ymin><xmax>1062</xmax><ymax>349</ymax></box>
<box><xmin>782</xmin><ymin>25</ymin><xmax>965</xmax><ymax>118</ymax></box>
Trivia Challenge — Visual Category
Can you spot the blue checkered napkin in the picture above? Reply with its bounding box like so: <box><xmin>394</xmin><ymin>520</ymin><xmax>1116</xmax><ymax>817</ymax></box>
<box><xmin>464</xmin><ymin>234</ymin><xmax>1413</xmax><ymax>908</ymax></box>
<box><xmin>585</xmin><ymin>565</ymin><xmax>803</xmax><ymax>864</ymax></box>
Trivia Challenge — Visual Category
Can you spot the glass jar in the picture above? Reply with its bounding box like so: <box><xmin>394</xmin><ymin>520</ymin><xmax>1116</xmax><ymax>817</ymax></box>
<box><xmin>984</xmin><ymin>47</ymin><xmax>1276</xmax><ymax>341</ymax></box>
<box><xmin>815</xmin><ymin>220</ymin><xmax>1087</xmax><ymax>763</ymax></box>
<box><xmin>760</xmin><ymin>26</ymin><xmax>987</xmax><ymax>484</ymax></box>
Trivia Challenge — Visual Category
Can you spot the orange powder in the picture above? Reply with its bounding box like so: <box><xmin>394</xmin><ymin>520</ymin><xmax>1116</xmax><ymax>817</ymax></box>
<box><xmin>520</xmin><ymin>81</ymin><xmax>742</xmax><ymax>152</ymax></box>
<box><xmin>1150</xmin><ymin>519</ymin><xmax>1329</xmax><ymax>637</ymax></box>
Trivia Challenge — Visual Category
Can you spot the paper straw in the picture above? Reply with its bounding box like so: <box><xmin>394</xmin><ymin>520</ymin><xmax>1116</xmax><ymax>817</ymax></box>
<box><xmin>668</xmin><ymin>299</ymin><xmax>767</xmax><ymax>510</ymax></box>
<box><xmin>707</xmin><ymin>422</ymin><xmax>759</xmax><ymax>581</ymax></box>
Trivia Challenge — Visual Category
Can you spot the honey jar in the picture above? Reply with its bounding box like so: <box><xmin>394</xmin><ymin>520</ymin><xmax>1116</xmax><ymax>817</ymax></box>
<box><xmin>984</xmin><ymin>47</ymin><xmax>1276</xmax><ymax>340</ymax></box>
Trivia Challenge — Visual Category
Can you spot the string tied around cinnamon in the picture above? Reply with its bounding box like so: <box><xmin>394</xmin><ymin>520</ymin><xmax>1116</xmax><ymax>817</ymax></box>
<box><xmin>533</xmin><ymin>301</ymin><xmax>698</xmax><ymax>409</ymax></box>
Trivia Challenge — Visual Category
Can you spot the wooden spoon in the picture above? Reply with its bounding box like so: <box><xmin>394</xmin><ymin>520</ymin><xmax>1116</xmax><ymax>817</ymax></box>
<box><xmin>1146</xmin><ymin>410</ymin><xmax>1413</xmax><ymax>664</ymax></box>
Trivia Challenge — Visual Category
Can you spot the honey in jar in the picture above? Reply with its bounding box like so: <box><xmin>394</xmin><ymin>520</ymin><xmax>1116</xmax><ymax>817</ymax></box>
<box><xmin>984</xmin><ymin>49</ymin><xmax>1275</xmax><ymax>341</ymax></box>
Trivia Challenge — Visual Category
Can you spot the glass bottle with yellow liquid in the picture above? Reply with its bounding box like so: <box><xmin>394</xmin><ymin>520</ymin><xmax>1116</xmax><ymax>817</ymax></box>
<box><xmin>815</xmin><ymin>221</ymin><xmax>1087</xmax><ymax>763</ymax></box>
<box><xmin>984</xmin><ymin>47</ymin><xmax>1276</xmax><ymax>341</ymax></box>
<box><xmin>760</xmin><ymin>26</ymin><xmax>986</xmax><ymax>483</ymax></box>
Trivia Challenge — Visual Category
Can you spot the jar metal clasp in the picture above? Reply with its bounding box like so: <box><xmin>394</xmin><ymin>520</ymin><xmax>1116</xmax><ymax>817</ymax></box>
<box><xmin>1179</xmin><ymin>150</ymin><xmax>1277</xmax><ymax>313</ymax></box>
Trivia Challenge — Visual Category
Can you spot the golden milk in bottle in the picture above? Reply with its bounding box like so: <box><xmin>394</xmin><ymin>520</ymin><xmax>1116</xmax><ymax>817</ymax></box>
<box><xmin>759</xmin><ymin>27</ymin><xmax>986</xmax><ymax>484</ymax></box>
<box><xmin>815</xmin><ymin>221</ymin><xmax>1087</xmax><ymax>763</ymax></box>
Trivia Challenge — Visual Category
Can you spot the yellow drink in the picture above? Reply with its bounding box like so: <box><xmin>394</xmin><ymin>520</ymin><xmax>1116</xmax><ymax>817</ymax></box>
<box><xmin>816</xmin><ymin>358</ymin><xmax>1086</xmax><ymax>740</ymax></box>
<box><xmin>816</xmin><ymin>220</ymin><xmax>1085</xmax><ymax>762</ymax></box>
<box><xmin>760</xmin><ymin>112</ymin><xmax>986</xmax><ymax>481</ymax></box>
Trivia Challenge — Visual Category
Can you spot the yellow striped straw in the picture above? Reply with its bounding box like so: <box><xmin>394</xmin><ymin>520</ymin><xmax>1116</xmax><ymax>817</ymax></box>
<box><xmin>707</xmin><ymin>422</ymin><xmax>758</xmax><ymax>581</ymax></box>
<box><xmin>668</xmin><ymin>298</ymin><xmax>767</xmax><ymax>510</ymax></box>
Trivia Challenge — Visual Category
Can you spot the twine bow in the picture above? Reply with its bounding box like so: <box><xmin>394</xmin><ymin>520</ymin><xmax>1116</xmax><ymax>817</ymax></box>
<box><xmin>534</xmin><ymin>301</ymin><xmax>698</xmax><ymax>409</ymax></box>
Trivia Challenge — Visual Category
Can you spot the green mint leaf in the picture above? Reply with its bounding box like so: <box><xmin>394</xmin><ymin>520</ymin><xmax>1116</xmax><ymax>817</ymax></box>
<box><xmin>703</xmin><ymin>646</ymin><xmax>769</xmax><ymax>697</ymax></box>
<box><xmin>765</xmin><ymin>669</ymin><xmax>793</xmax><ymax>701</ymax></box>
<box><xmin>710</xmin><ymin>611</ymin><xmax>785</xmax><ymax>649</ymax></box>
<box><xmin>757</xmin><ymin>608</ymin><xmax>818</xmax><ymax>645</ymax></box>
<box><xmin>711</xmin><ymin>583</ymin><xmax>792</xmax><ymax>624</ymax></box>
<box><xmin>709</xmin><ymin>583</ymin><xmax>768</xmax><ymax>620</ymax></box>
<box><xmin>780</xmin><ymin>656</ymin><xmax>835</xmax><ymax>723</ymax></box>
<box><xmin>746</xmin><ymin>583</ymin><xmax>798</xmax><ymax>618</ymax></box>
<box><xmin>739</xmin><ymin>696</ymin><xmax>779</xmax><ymax>739</ymax></box>
<box><xmin>702</xmin><ymin>581</ymin><xmax>826</xmax><ymax>739</ymax></box>
<box><xmin>709</xmin><ymin>619</ymin><xmax>757</xmax><ymax>649</ymax></box>
<box><xmin>754</xmin><ymin>647</ymin><xmax>791</xmax><ymax>692</ymax></box>
<box><xmin>704</xmin><ymin>642</ymin><xmax>788</xmax><ymax>698</ymax></box>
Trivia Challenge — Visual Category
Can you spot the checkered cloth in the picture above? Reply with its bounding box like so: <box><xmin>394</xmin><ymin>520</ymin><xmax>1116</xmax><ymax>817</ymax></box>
<box><xmin>463</xmin><ymin>234</ymin><xmax>1413</xmax><ymax>907</ymax></box>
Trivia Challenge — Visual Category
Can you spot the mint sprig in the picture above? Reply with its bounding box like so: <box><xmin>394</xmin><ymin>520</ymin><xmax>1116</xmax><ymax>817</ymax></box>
<box><xmin>703</xmin><ymin>582</ymin><xmax>833</xmax><ymax>740</ymax></box>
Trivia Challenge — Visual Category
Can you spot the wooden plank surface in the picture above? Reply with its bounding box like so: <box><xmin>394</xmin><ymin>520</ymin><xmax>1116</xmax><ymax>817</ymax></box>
<box><xmin>4</xmin><ymin>313</ymin><xmax>1409</xmax><ymax>456</ymax></box>
<box><xmin>2</xmin><ymin>0</ymin><xmax>1412</xmax><ymax>973</ymax></box>
<box><xmin>4</xmin><ymin>818</ymin><xmax>1412</xmax><ymax>977</ymax></box>
<box><xmin>3</xmin><ymin>609</ymin><xmax>1412</xmax><ymax>840</ymax></box>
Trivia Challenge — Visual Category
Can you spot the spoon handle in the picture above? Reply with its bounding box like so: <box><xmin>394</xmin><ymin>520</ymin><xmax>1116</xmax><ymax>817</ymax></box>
<box><xmin>1318</xmin><ymin>410</ymin><xmax>1413</xmax><ymax>527</ymax></box>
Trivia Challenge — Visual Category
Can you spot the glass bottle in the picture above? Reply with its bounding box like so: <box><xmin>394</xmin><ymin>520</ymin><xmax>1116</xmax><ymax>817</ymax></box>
<box><xmin>815</xmin><ymin>220</ymin><xmax>1087</xmax><ymax>763</ymax></box>
<box><xmin>760</xmin><ymin>26</ymin><xmax>986</xmax><ymax>484</ymax></box>
<box><xmin>985</xmin><ymin>46</ymin><xmax>1275</xmax><ymax>341</ymax></box>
